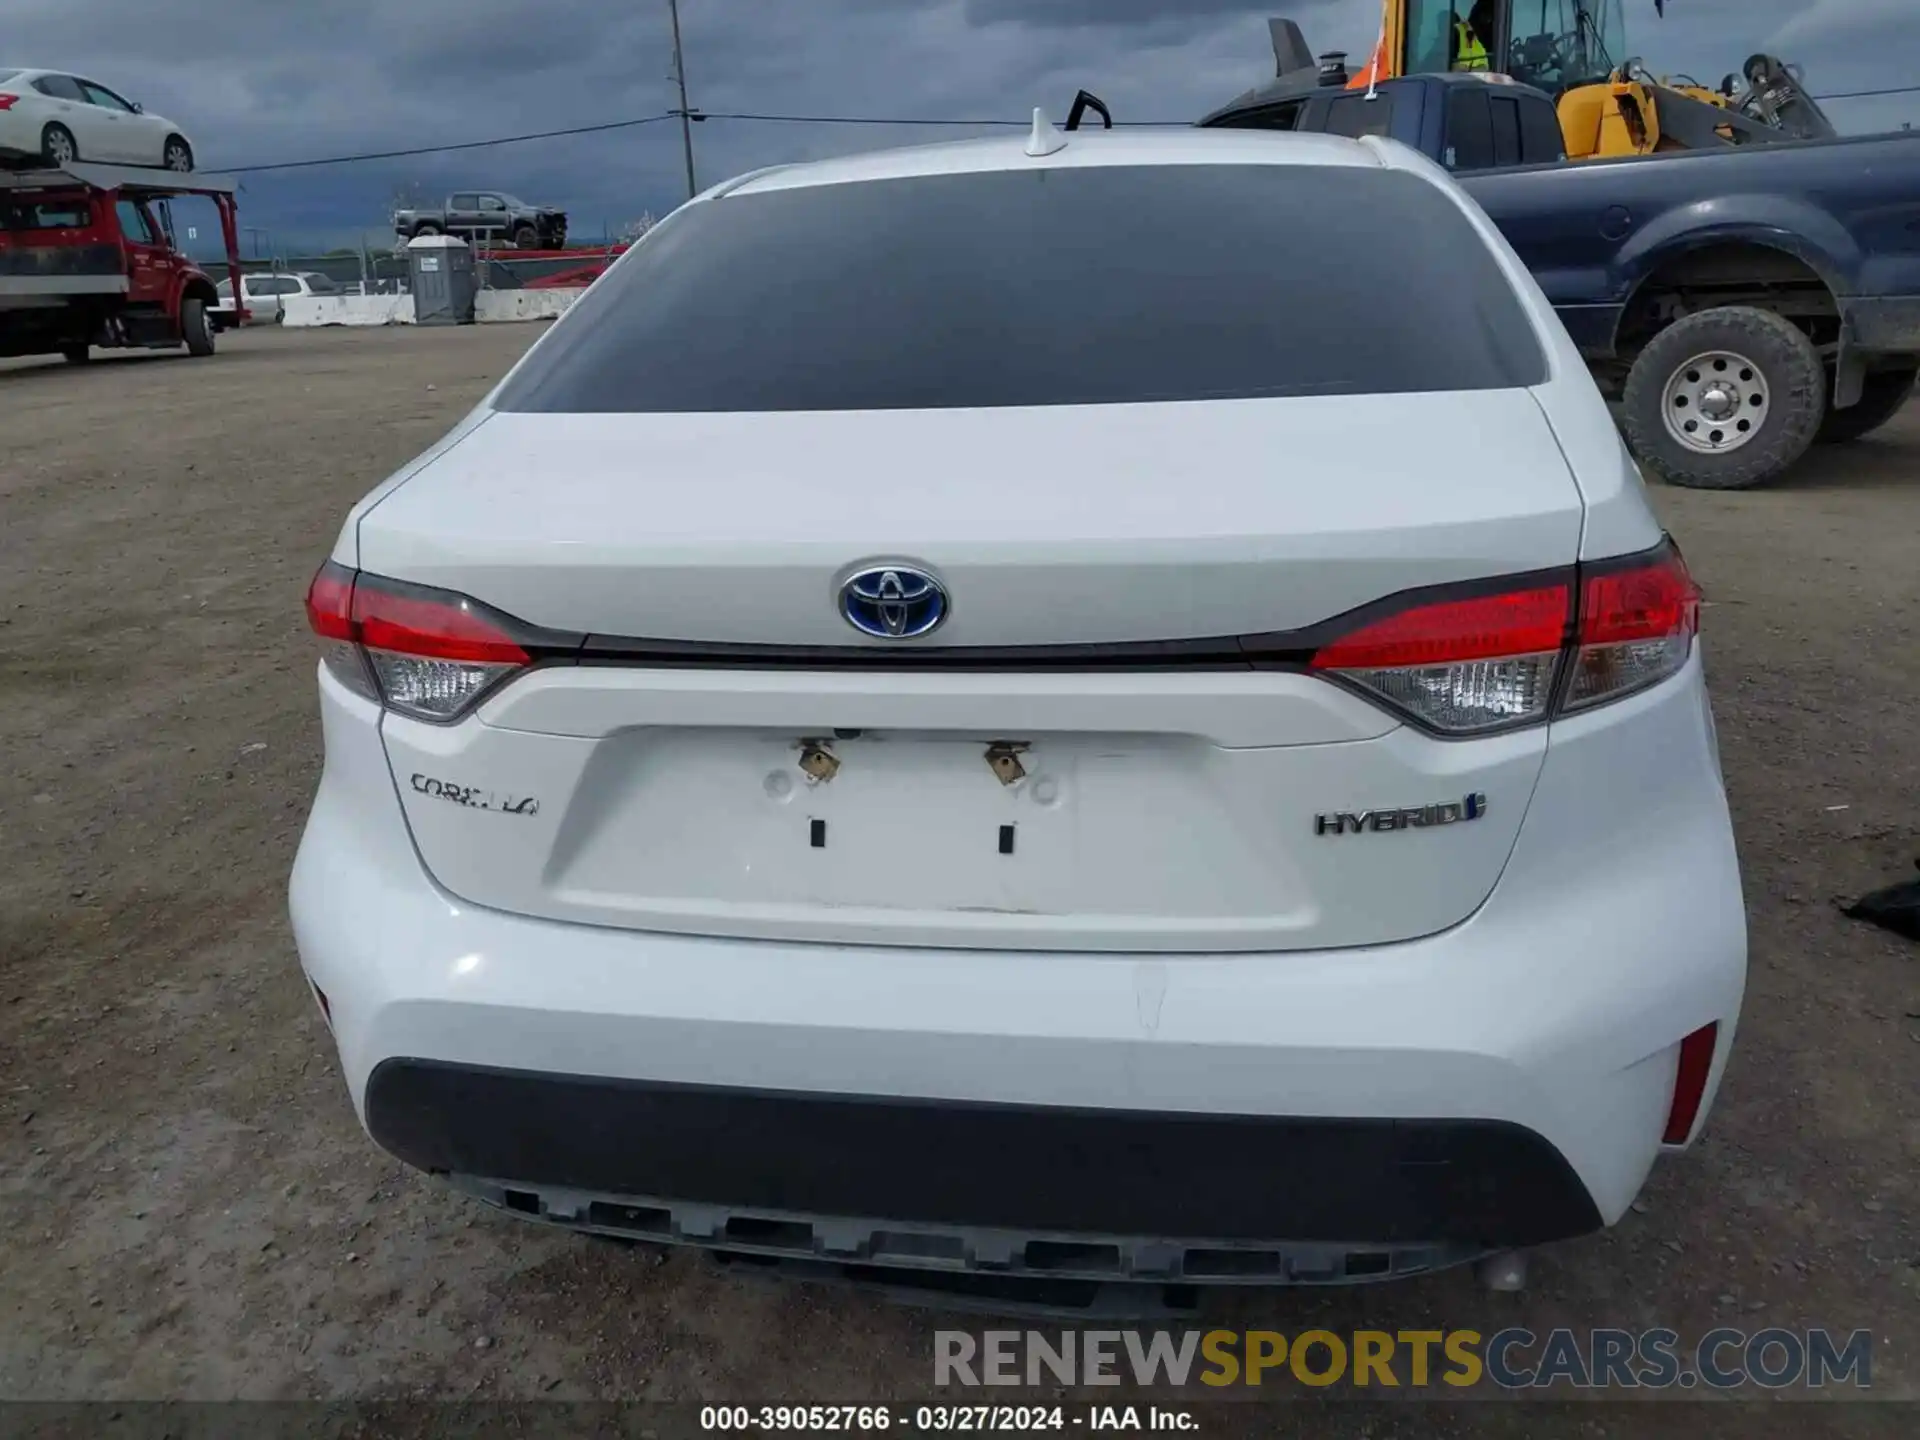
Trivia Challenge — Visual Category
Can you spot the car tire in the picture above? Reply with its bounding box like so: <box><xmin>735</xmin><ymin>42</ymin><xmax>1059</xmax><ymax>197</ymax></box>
<box><xmin>163</xmin><ymin>136</ymin><xmax>193</xmax><ymax>172</ymax></box>
<box><xmin>61</xmin><ymin>344</ymin><xmax>90</xmax><ymax>365</ymax></box>
<box><xmin>413</xmin><ymin>222</ymin><xmax>442</xmax><ymax>238</ymax></box>
<box><xmin>512</xmin><ymin>223</ymin><xmax>539</xmax><ymax>248</ymax></box>
<box><xmin>1815</xmin><ymin>364</ymin><xmax>1918</xmax><ymax>445</ymax></box>
<box><xmin>181</xmin><ymin>297</ymin><xmax>216</xmax><ymax>357</ymax></box>
<box><xmin>41</xmin><ymin>123</ymin><xmax>78</xmax><ymax>167</ymax></box>
<box><xmin>1621</xmin><ymin>305</ymin><xmax>1826</xmax><ymax>490</ymax></box>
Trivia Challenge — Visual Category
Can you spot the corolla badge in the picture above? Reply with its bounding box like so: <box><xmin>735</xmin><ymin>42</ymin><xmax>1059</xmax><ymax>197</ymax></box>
<box><xmin>838</xmin><ymin>564</ymin><xmax>949</xmax><ymax>639</ymax></box>
<box><xmin>410</xmin><ymin>773</ymin><xmax>540</xmax><ymax>817</ymax></box>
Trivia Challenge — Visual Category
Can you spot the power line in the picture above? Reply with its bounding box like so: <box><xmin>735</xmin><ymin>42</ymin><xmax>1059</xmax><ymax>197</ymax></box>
<box><xmin>215</xmin><ymin>110</ymin><xmax>1046</xmax><ymax>175</ymax></box>
<box><xmin>697</xmin><ymin>110</ymin><xmax>1190</xmax><ymax>128</ymax></box>
<box><xmin>695</xmin><ymin>111</ymin><xmax>1029</xmax><ymax>126</ymax></box>
<box><xmin>213</xmin><ymin>109</ymin><xmax>1028</xmax><ymax>175</ymax></box>
<box><xmin>217</xmin><ymin>83</ymin><xmax>1920</xmax><ymax>175</ymax></box>
<box><xmin>224</xmin><ymin>114</ymin><xmax>675</xmax><ymax>174</ymax></box>
<box><xmin>688</xmin><ymin>87</ymin><xmax>1920</xmax><ymax>123</ymax></box>
<box><xmin>1813</xmin><ymin>83</ymin><xmax>1920</xmax><ymax>101</ymax></box>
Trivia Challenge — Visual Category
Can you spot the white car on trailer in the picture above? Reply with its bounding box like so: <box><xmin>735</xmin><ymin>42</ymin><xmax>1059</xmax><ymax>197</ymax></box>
<box><xmin>0</xmin><ymin>67</ymin><xmax>195</xmax><ymax>171</ymax></box>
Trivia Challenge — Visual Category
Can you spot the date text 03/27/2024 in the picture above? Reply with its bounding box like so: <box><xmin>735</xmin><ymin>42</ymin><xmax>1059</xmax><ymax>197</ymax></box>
<box><xmin>699</xmin><ymin>1407</ymin><xmax>1191</xmax><ymax>1432</ymax></box>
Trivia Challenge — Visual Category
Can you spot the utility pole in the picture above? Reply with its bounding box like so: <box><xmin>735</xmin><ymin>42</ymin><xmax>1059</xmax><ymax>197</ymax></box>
<box><xmin>668</xmin><ymin>0</ymin><xmax>697</xmax><ymax>199</ymax></box>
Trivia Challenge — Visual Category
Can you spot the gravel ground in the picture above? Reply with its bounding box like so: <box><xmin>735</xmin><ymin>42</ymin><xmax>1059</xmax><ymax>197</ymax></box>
<box><xmin>1</xmin><ymin>325</ymin><xmax>1916</xmax><ymax>1436</ymax></box>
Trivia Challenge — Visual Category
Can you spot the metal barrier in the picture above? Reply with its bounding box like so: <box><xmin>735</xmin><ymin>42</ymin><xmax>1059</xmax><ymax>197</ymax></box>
<box><xmin>477</xmin><ymin>245</ymin><xmax>627</xmax><ymax>290</ymax></box>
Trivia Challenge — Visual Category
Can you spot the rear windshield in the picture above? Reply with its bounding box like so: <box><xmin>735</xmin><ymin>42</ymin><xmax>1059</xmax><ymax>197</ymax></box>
<box><xmin>495</xmin><ymin>162</ymin><xmax>1546</xmax><ymax>415</ymax></box>
<box><xmin>0</xmin><ymin>70</ymin><xmax>19</xmax><ymax>84</ymax></box>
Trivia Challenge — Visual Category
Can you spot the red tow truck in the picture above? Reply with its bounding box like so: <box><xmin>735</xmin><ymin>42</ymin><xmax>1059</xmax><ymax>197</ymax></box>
<box><xmin>0</xmin><ymin>161</ymin><xmax>247</xmax><ymax>365</ymax></box>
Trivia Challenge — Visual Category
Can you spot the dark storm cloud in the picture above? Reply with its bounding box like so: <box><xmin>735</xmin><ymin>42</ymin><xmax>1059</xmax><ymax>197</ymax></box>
<box><xmin>5</xmin><ymin>1</ymin><xmax>1914</xmax><ymax>251</ymax></box>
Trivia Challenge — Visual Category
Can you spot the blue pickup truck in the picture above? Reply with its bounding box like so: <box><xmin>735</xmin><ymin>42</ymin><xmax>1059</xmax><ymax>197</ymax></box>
<box><xmin>1196</xmin><ymin>72</ymin><xmax>1920</xmax><ymax>490</ymax></box>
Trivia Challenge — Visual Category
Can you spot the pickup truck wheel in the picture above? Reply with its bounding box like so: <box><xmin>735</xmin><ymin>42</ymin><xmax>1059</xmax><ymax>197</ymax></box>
<box><xmin>181</xmin><ymin>297</ymin><xmax>216</xmax><ymax>357</ymax></box>
<box><xmin>1815</xmin><ymin>364</ymin><xmax>1918</xmax><ymax>445</ymax></box>
<box><xmin>1621</xmin><ymin>306</ymin><xmax>1825</xmax><ymax>490</ymax></box>
<box><xmin>413</xmin><ymin>222</ymin><xmax>443</xmax><ymax>238</ymax></box>
<box><xmin>512</xmin><ymin>223</ymin><xmax>539</xmax><ymax>248</ymax></box>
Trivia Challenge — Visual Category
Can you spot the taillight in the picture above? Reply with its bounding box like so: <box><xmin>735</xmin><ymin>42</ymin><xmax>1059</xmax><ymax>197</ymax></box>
<box><xmin>303</xmin><ymin>561</ymin><xmax>535</xmax><ymax>722</ymax></box>
<box><xmin>1311</xmin><ymin>582</ymin><xmax>1571</xmax><ymax>734</ymax></box>
<box><xmin>0</xmin><ymin>95</ymin><xmax>19</xmax><ymax>112</ymax></box>
<box><xmin>1564</xmin><ymin>548</ymin><xmax>1701</xmax><ymax>711</ymax></box>
<box><xmin>1309</xmin><ymin>540</ymin><xmax>1698</xmax><ymax>735</ymax></box>
<box><xmin>303</xmin><ymin>562</ymin><xmax>375</xmax><ymax>702</ymax></box>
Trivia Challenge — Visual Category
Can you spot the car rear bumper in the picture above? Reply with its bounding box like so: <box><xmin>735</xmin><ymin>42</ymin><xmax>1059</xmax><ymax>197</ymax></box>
<box><xmin>290</xmin><ymin>654</ymin><xmax>1747</xmax><ymax>1273</ymax></box>
<box><xmin>370</xmin><ymin>1060</ymin><xmax>1598</xmax><ymax>1251</ymax></box>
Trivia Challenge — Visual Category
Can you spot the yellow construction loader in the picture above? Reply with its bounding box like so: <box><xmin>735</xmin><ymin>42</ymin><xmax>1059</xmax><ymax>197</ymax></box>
<box><xmin>1345</xmin><ymin>1</ymin><xmax>1836</xmax><ymax>158</ymax></box>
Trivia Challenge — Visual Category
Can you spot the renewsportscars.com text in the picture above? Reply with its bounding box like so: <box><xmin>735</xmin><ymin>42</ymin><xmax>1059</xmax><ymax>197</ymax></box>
<box><xmin>935</xmin><ymin>1328</ymin><xmax>1872</xmax><ymax>1391</ymax></box>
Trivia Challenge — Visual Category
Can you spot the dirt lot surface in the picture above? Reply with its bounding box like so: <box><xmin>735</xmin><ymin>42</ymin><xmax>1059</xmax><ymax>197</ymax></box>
<box><xmin>2</xmin><ymin>326</ymin><xmax>1916</xmax><ymax>1437</ymax></box>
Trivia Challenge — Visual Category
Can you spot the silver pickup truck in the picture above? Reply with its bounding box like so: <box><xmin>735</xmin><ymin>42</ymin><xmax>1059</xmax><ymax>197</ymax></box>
<box><xmin>391</xmin><ymin>191</ymin><xmax>567</xmax><ymax>250</ymax></box>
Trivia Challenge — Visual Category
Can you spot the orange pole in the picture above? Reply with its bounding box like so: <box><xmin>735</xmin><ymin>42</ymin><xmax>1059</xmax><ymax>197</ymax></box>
<box><xmin>1347</xmin><ymin>0</ymin><xmax>1403</xmax><ymax>90</ymax></box>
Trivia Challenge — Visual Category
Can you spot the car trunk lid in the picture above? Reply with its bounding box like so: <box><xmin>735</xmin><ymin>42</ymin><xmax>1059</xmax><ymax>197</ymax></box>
<box><xmin>366</xmin><ymin>389</ymin><xmax>1582</xmax><ymax>952</ymax></box>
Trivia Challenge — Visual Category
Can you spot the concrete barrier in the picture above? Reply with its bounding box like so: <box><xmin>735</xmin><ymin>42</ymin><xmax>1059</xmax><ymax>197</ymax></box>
<box><xmin>276</xmin><ymin>287</ymin><xmax>584</xmax><ymax>328</ymax></box>
<box><xmin>476</xmin><ymin>288</ymin><xmax>587</xmax><ymax>323</ymax></box>
<box><xmin>281</xmin><ymin>294</ymin><xmax>416</xmax><ymax>327</ymax></box>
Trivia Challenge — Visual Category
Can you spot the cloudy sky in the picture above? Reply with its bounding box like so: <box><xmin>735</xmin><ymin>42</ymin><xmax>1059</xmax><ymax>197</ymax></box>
<box><xmin>7</xmin><ymin>0</ymin><xmax>1916</xmax><ymax>253</ymax></box>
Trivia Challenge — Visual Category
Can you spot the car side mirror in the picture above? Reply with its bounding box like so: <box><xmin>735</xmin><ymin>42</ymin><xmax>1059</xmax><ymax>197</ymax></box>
<box><xmin>130</xmin><ymin>101</ymin><xmax>144</xmax><ymax>114</ymax></box>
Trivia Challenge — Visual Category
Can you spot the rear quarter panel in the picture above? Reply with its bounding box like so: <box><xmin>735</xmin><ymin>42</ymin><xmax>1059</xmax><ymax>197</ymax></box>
<box><xmin>1364</xmin><ymin>137</ymin><xmax>1662</xmax><ymax>562</ymax></box>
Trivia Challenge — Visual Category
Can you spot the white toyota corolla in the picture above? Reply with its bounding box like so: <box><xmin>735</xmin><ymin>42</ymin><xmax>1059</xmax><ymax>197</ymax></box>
<box><xmin>290</xmin><ymin>119</ymin><xmax>1747</xmax><ymax>1295</ymax></box>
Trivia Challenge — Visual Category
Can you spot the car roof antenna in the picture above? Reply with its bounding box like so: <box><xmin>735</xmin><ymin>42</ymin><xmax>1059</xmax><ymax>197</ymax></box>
<box><xmin>1026</xmin><ymin>106</ymin><xmax>1068</xmax><ymax>157</ymax></box>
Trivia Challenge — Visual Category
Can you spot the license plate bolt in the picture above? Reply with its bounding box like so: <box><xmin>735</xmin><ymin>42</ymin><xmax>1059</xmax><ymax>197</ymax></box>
<box><xmin>796</xmin><ymin>741</ymin><xmax>840</xmax><ymax>784</ymax></box>
<box><xmin>985</xmin><ymin>741</ymin><xmax>1029</xmax><ymax>787</ymax></box>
